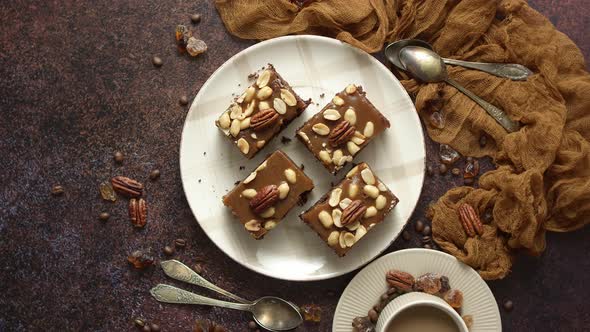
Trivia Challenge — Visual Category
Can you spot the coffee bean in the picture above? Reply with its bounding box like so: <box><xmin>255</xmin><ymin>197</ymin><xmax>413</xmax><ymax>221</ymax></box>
<box><xmin>422</xmin><ymin>225</ymin><xmax>431</xmax><ymax>236</ymax></box>
<box><xmin>179</xmin><ymin>95</ymin><xmax>189</xmax><ymax>106</ymax></box>
<box><xmin>149</xmin><ymin>169</ymin><xmax>161</xmax><ymax>181</ymax></box>
<box><xmin>503</xmin><ymin>300</ymin><xmax>513</xmax><ymax>312</ymax></box>
<box><xmin>373</xmin><ymin>304</ymin><xmax>381</xmax><ymax>312</ymax></box>
<box><xmin>422</xmin><ymin>236</ymin><xmax>432</xmax><ymax>243</ymax></box>
<box><xmin>439</xmin><ymin>163</ymin><xmax>448</xmax><ymax>174</ymax></box>
<box><xmin>380</xmin><ymin>293</ymin><xmax>389</xmax><ymax>301</ymax></box>
<box><xmin>174</xmin><ymin>238</ymin><xmax>187</xmax><ymax>248</ymax></box>
<box><xmin>163</xmin><ymin>246</ymin><xmax>174</xmax><ymax>256</ymax></box>
<box><xmin>114</xmin><ymin>151</ymin><xmax>124</xmax><ymax>163</ymax></box>
<box><xmin>415</xmin><ymin>220</ymin><xmax>425</xmax><ymax>233</ymax></box>
<box><xmin>51</xmin><ymin>185</ymin><xmax>65</xmax><ymax>196</ymax></box>
<box><xmin>248</xmin><ymin>321</ymin><xmax>257</xmax><ymax>329</ymax></box>
<box><xmin>368</xmin><ymin>308</ymin><xmax>378</xmax><ymax>323</ymax></box>
<box><xmin>134</xmin><ymin>318</ymin><xmax>146</xmax><ymax>328</ymax></box>
<box><xmin>190</xmin><ymin>13</ymin><xmax>202</xmax><ymax>24</ymax></box>
<box><xmin>479</xmin><ymin>134</ymin><xmax>487</xmax><ymax>147</ymax></box>
<box><xmin>426</xmin><ymin>165</ymin><xmax>434</xmax><ymax>176</ymax></box>
<box><xmin>424</xmin><ymin>243</ymin><xmax>432</xmax><ymax>249</ymax></box>
<box><xmin>402</xmin><ymin>230</ymin><xmax>411</xmax><ymax>241</ymax></box>
<box><xmin>464</xmin><ymin>178</ymin><xmax>474</xmax><ymax>185</ymax></box>
<box><xmin>142</xmin><ymin>325</ymin><xmax>151</xmax><ymax>332</ymax></box>
<box><xmin>99</xmin><ymin>212</ymin><xmax>110</xmax><ymax>221</ymax></box>
<box><xmin>152</xmin><ymin>56</ymin><xmax>163</xmax><ymax>67</ymax></box>
<box><xmin>451</xmin><ymin>167</ymin><xmax>461</xmax><ymax>176</ymax></box>
<box><xmin>150</xmin><ymin>323</ymin><xmax>160</xmax><ymax>332</ymax></box>
<box><xmin>194</xmin><ymin>263</ymin><xmax>203</xmax><ymax>274</ymax></box>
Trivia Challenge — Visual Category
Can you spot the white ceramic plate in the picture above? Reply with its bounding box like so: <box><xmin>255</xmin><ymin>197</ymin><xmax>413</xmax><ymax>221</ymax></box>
<box><xmin>333</xmin><ymin>249</ymin><xmax>501</xmax><ymax>331</ymax></box>
<box><xmin>179</xmin><ymin>35</ymin><xmax>424</xmax><ymax>281</ymax></box>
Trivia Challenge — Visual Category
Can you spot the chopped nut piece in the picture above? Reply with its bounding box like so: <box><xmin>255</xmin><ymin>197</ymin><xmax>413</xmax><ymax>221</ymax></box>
<box><xmin>323</xmin><ymin>109</ymin><xmax>341</xmax><ymax>121</ymax></box>
<box><xmin>347</xmin><ymin>141</ymin><xmax>360</xmax><ymax>155</ymax></box>
<box><xmin>360</xmin><ymin>168</ymin><xmax>375</xmax><ymax>185</ymax></box>
<box><xmin>257</xmin><ymin>86</ymin><xmax>273</xmax><ymax>100</ymax></box>
<box><xmin>280</xmin><ymin>89</ymin><xmax>297</xmax><ymax>106</ymax></box>
<box><xmin>260</xmin><ymin>207</ymin><xmax>275</xmax><ymax>218</ymax></box>
<box><xmin>319</xmin><ymin>150</ymin><xmax>332</xmax><ymax>164</ymax></box>
<box><xmin>327</xmin><ymin>231</ymin><xmax>340</xmax><ymax>246</ymax></box>
<box><xmin>277</xmin><ymin>182</ymin><xmax>290</xmax><ymax>199</ymax></box>
<box><xmin>364</xmin><ymin>206</ymin><xmax>377</xmax><ymax>218</ymax></box>
<box><xmin>375</xmin><ymin>195</ymin><xmax>387</xmax><ymax>210</ymax></box>
<box><xmin>230</xmin><ymin>119</ymin><xmax>241</xmax><ymax>137</ymax></box>
<box><xmin>318</xmin><ymin>210</ymin><xmax>333</xmax><ymax>228</ymax></box>
<box><xmin>345</xmin><ymin>84</ymin><xmax>357</xmax><ymax>94</ymax></box>
<box><xmin>363</xmin><ymin>185</ymin><xmax>379</xmax><ymax>198</ymax></box>
<box><xmin>256</xmin><ymin>70</ymin><xmax>271</xmax><ymax>88</ymax></box>
<box><xmin>339</xmin><ymin>198</ymin><xmax>352</xmax><ymax>209</ymax></box>
<box><xmin>243</xmin><ymin>171</ymin><xmax>257</xmax><ymax>184</ymax></box>
<box><xmin>245</xmin><ymin>219</ymin><xmax>262</xmax><ymax>232</ymax></box>
<box><xmin>344</xmin><ymin>108</ymin><xmax>357</xmax><ymax>125</ymax></box>
<box><xmin>332</xmin><ymin>208</ymin><xmax>343</xmax><ymax>227</ymax></box>
<box><xmin>343</xmin><ymin>232</ymin><xmax>356</xmax><ymax>247</ymax></box>
<box><xmin>332</xmin><ymin>95</ymin><xmax>344</xmax><ymax>106</ymax></box>
<box><xmin>237</xmin><ymin>138</ymin><xmax>249</xmax><ymax>154</ymax></box>
<box><xmin>363</xmin><ymin>121</ymin><xmax>375</xmax><ymax>137</ymax></box>
<box><xmin>284</xmin><ymin>169</ymin><xmax>297</xmax><ymax>183</ymax></box>
<box><xmin>240</xmin><ymin>117</ymin><xmax>251</xmax><ymax>130</ymax></box>
<box><xmin>312</xmin><ymin>123</ymin><xmax>330</xmax><ymax>136</ymax></box>
<box><xmin>346</xmin><ymin>165</ymin><xmax>359</xmax><ymax>177</ymax></box>
<box><xmin>354</xmin><ymin>225</ymin><xmax>367</xmax><ymax>240</ymax></box>
<box><xmin>329</xmin><ymin>188</ymin><xmax>342</xmax><ymax>207</ymax></box>
<box><xmin>348</xmin><ymin>184</ymin><xmax>359</xmax><ymax>198</ymax></box>
<box><xmin>273</xmin><ymin>98</ymin><xmax>287</xmax><ymax>114</ymax></box>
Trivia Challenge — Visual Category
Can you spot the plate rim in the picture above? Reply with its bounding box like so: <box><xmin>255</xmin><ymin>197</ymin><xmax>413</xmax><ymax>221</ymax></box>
<box><xmin>332</xmin><ymin>248</ymin><xmax>502</xmax><ymax>331</ymax></box>
<box><xmin>179</xmin><ymin>34</ymin><xmax>425</xmax><ymax>281</ymax></box>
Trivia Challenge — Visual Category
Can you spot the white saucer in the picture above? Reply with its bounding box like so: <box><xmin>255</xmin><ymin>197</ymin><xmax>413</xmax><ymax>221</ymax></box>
<box><xmin>333</xmin><ymin>249</ymin><xmax>501</xmax><ymax>331</ymax></box>
<box><xmin>179</xmin><ymin>35</ymin><xmax>424</xmax><ymax>281</ymax></box>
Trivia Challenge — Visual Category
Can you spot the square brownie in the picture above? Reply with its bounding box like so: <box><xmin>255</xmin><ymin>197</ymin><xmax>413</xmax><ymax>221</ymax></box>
<box><xmin>216</xmin><ymin>64</ymin><xmax>310</xmax><ymax>159</ymax></box>
<box><xmin>296</xmin><ymin>84</ymin><xmax>390</xmax><ymax>174</ymax></box>
<box><xmin>300</xmin><ymin>163</ymin><xmax>399</xmax><ymax>256</ymax></box>
<box><xmin>223</xmin><ymin>150</ymin><xmax>314</xmax><ymax>239</ymax></box>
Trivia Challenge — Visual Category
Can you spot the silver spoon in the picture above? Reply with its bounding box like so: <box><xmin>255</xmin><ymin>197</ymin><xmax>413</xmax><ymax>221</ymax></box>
<box><xmin>385</xmin><ymin>39</ymin><xmax>533</xmax><ymax>81</ymax></box>
<box><xmin>151</xmin><ymin>260</ymin><xmax>302</xmax><ymax>331</ymax></box>
<box><xmin>393</xmin><ymin>45</ymin><xmax>520</xmax><ymax>133</ymax></box>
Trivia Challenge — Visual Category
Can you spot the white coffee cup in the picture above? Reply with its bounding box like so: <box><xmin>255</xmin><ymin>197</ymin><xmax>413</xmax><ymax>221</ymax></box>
<box><xmin>375</xmin><ymin>292</ymin><xmax>469</xmax><ymax>332</ymax></box>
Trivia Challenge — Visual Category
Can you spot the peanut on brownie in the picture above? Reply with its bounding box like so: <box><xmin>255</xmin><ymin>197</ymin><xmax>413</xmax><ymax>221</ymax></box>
<box><xmin>216</xmin><ymin>64</ymin><xmax>310</xmax><ymax>159</ymax></box>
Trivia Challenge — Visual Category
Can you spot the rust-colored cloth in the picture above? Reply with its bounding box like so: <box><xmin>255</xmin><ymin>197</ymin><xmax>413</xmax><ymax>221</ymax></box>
<box><xmin>214</xmin><ymin>0</ymin><xmax>590</xmax><ymax>279</ymax></box>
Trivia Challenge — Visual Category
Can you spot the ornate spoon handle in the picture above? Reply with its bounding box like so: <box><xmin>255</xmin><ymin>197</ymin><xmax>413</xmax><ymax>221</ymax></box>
<box><xmin>443</xmin><ymin>58</ymin><xmax>533</xmax><ymax>81</ymax></box>
<box><xmin>445</xmin><ymin>78</ymin><xmax>521</xmax><ymax>133</ymax></box>
<box><xmin>160</xmin><ymin>260</ymin><xmax>250</xmax><ymax>304</ymax></box>
<box><xmin>150</xmin><ymin>284</ymin><xmax>251</xmax><ymax>311</ymax></box>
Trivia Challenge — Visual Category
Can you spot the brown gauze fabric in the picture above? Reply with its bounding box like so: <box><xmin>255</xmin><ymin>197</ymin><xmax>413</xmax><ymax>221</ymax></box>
<box><xmin>215</xmin><ymin>0</ymin><xmax>590</xmax><ymax>279</ymax></box>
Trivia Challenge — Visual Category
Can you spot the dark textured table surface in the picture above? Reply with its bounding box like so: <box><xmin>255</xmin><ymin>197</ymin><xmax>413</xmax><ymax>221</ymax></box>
<box><xmin>1</xmin><ymin>1</ymin><xmax>589</xmax><ymax>331</ymax></box>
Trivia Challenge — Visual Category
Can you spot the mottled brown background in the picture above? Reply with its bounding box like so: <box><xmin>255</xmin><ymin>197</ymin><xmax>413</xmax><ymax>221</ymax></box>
<box><xmin>0</xmin><ymin>1</ymin><xmax>588</xmax><ymax>331</ymax></box>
